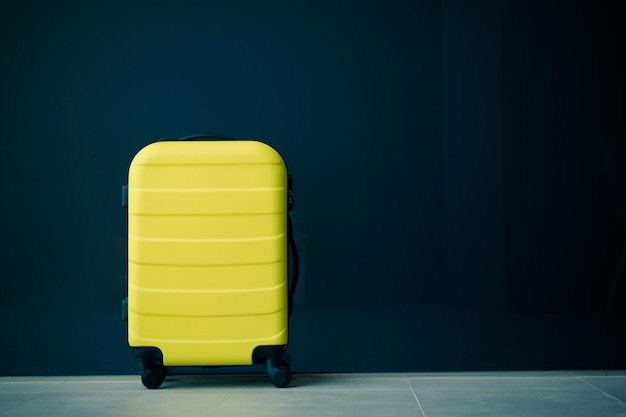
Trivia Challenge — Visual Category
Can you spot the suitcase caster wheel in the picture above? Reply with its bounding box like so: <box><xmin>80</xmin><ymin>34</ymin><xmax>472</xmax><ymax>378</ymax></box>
<box><xmin>266</xmin><ymin>358</ymin><xmax>292</xmax><ymax>388</ymax></box>
<box><xmin>140</xmin><ymin>362</ymin><xmax>167</xmax><ymax>389</ymax></box>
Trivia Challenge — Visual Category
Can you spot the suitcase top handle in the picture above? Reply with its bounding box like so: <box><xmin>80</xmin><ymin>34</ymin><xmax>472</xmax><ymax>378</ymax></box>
<box><xmin>159</xmin><ymin>133</ymin><xmax>234</xmax><ymax>141</ymax></box>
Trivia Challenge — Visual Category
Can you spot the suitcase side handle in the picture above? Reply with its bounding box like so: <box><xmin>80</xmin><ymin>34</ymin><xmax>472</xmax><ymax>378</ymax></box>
<box><xmin>287</xmin><ymin>215</ymin><xmax>299</xmax><ymax>317</ymax></box>
<box><xmin>122</xmin><ymin>184</ymin><xmax>128</xmax><ymax>208</ymax></box>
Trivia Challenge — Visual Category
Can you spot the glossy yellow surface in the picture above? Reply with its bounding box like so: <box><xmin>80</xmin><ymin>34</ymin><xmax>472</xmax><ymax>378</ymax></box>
<box><xmin>127</xmin><ymin>141</ymin><xmax>288</xmax><ymax>366</ymax></box>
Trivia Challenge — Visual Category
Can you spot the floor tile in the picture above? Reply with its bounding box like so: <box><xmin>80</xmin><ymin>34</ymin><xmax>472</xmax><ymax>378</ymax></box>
<box><xmin>52</xmin><ymin>375</ymin><xmax>236</xmax><ymax>393</ymax></box>
<box><xmin>0</xmin><ymin>390</ymin><xmax>227</xmax><ymax>417</ymax></box>
<box><xmin>580</xmin><ymin>377</ymin><xmax>626</xmax><ymax>404</ymax></box>
<box><xmin>0</xmin><ymin>377</ymin><xmax>68</xmax><ymax>394</ymax></box>
<box><xmin>212</xmin><ymin>390</ymin><xmax>423</xmax><ymax>417</ymax></box>
<box><xmin>1</xmin><ymin>373</ymin><xmax>626</xmax><ymax>417</ymax></box>
<box><xmin>409</xmin><ymin>376</ymin><xmax>588</xmax><ymax>391</ymax></box>
<box><xmin>231</xmin><ymin>373</ymin><xmax>412</xmax><ymax>391</ymax></box>
<box><xmin>0</xmin><ymin>394</ymin><xmax>37</xmax><ymax>414</ymax></box>
<box><xmin>410</xmin><ymin>377</ymin><xmax>626</xmax><ymax>417</ymax></box>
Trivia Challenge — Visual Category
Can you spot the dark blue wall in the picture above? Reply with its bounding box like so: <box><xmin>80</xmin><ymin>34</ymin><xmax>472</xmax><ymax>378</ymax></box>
<box><xmin>442</xmin><ymin>0</ymin><xmax>506</xmax><ymax>310</ymax></box>
<box><xmin>503</xmin><ymin>0</ymin><xmax>625</xmax><ymax>314</ymax></box>
<box><xmin>0</xmin><ymin>0</ymin><xmax>624</xmax><ymax>375</ymax></box>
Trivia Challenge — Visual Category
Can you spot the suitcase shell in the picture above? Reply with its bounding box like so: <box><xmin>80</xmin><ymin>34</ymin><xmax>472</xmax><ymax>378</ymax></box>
<box><xmin>127</xmin><ymin>140</ymin><xmax>289</xmax><ymax>368</ymax></box>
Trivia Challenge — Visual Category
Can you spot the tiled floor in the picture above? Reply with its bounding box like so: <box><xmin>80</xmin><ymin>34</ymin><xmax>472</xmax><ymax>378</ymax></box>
<box><xmin>1</xmin><ymin>372</ymin><xmax>625</xmax><ymax>416</ymax></box>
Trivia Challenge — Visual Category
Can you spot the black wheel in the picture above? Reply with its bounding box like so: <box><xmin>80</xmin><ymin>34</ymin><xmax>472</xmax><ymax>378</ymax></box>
<box><xmin>140</xmin><ymin>362</ymin><xmax>167</xmax><ymax>389</ymax></box>
<box><xmin>266</xmin><ymin>358</ymin><xmax>292</xmax><ymax>388</ymax></box>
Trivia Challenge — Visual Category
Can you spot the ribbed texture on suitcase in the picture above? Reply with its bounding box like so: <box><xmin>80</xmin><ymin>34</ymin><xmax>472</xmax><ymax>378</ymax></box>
<box><xmin>127</xmin><ymin>141</ymin><xmax>288</xmax><ymax>366</ymax></box>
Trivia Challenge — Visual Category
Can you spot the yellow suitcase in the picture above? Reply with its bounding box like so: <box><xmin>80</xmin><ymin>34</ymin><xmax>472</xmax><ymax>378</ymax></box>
<box><xmin>124</xmin><ymin>136</ymin><xmax>296</xmax><ymax>388</ymax></box>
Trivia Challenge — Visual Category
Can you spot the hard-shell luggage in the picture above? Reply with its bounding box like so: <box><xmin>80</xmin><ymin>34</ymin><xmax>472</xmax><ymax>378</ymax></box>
<box><xmin>122</xmin><ymin>135</ymin><xmax>297</xmax><ymax>389</ymax></box>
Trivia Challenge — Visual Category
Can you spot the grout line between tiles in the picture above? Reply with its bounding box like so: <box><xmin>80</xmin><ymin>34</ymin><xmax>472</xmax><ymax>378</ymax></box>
<box><xmin>578</xmin><ymin>377</ymin><xmax>626</xmax><ymax>405</ymax></box>
<box><xmin>209</xmin><ymin>384</ymin><xmax>233</xmax><ymax>413</ymax></box>
<box><xmin>408</xmin><ymin>380</ymin><xmax>427</xmax><ymax>417</ymax></box>
<box><xmin>208</xmin><ymin>377</ymin><xmax>283</xmax><ymax>415</ymax></box>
